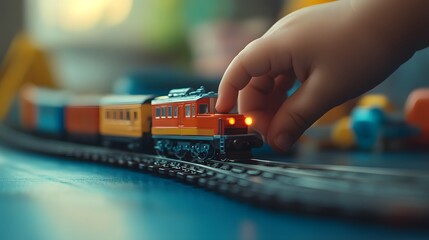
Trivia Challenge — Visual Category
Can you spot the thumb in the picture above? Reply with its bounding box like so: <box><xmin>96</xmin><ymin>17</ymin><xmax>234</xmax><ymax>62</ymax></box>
<box><xmin>266</xmin><ymin>74</ymin><xmax>340</xmax><ymax>152</ymax></box>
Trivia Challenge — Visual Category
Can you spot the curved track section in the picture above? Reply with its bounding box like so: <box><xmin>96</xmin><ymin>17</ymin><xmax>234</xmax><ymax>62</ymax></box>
<box><xmin>1</xmin><ymin>124</ymin><xmax>429</xmax><ymax>226</ymax></box>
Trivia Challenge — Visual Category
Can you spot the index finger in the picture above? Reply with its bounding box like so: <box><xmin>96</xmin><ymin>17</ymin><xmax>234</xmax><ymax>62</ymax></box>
<box><xmin>216</xmin><ymin>38</ymin><xmax>274</xmax><ymax>113</ymax></box>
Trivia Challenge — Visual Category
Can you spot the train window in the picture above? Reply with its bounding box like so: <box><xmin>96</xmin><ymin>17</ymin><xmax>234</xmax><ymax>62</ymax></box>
<box><xmin>120</xmin><ymin>111</ymin><xmax>124</xmax><ymax>120</ymax></box>
<box><xmin>192</xmin><ymin>105</ymin><xmax>196</xmax><ymax>117</ymax></box>
<box><xmin>185</xmin><ymin>105</ymin><xmax>190</xmax><ymax>117</ymax></box>
<box><xmin>161</xmin><ymin>107</ymin><xmax>166</xmax><ymax>118</ymax></box>
<box><xmin>134</xmin><ymin>112</ymin><xmax>138</xmax><ymax>120</ymax></box>
<box><xmin>174</xmin><ymin>106</ymin><xmax>178</xmax><ymax>118</ymax></box>
<box><xmin>113</xmin><ymin>111</ymin><xmax>117</xmax><ymax>119</ymax></box>
<box><xmin>199</xmin><ymin>104</ymin><xmax>208</xmax><ymax>114</ymax></box>
<box><xmin>168</xmin><ymin>106</ymin><xmax>172</xmax><ymax>118</ymax></box>
<box><xmin>126</xmin><ymin>111</ymin><xmax>130</xmax><ymax>120</ymax></box>
<box><xmin>155</xmin><ymin>107</ymin><xmax>160</xmax><ymax>118</ymax></box>
<box><xmin>106</xmin><ymin>111</ymin><xmax>110</xmax><ymax>119</ymax></box>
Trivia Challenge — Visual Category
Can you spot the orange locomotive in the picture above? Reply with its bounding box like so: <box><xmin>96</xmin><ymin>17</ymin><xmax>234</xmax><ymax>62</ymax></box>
<box><xmin>151</xmin><ymin>87</ymin><xmax>262</xmax><ymax>160</ymax></box>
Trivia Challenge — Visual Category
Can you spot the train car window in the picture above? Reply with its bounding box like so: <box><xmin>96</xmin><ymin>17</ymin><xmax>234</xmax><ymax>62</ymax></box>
<box><xmin>199</xmin><ymin>104</ymin><xmax>208</xmax><ymax>114</ymax></box>
<box><xmin>174</xmin><ymin>106</ymin><xmax>178</xmax><ymax>118</ymax></box>
<box><xmin>192</xmin><ymin>105</ymin><xmax>196</xmax><ymax>117</ymax></box>
<box><xmin>134</xmin><ymin>112</ymin><xmax>138</xmax><ymax>120</ymax></box>
<box><xmin>106</xmin><ymin>111</ymin><xmax>110</xmax><ymax>119</ymax></box>
<box><xmin>155</xmin><ymin>107</ymin><xmax>160</xmax><ymax>118</ymax></box>
<box><xmin>161</xmin><ymin>107</ymin><xmax>166</xmax><ymax>118</ymax></box>
<box><xmin>168</xmin><ymin>106</ymin><xmax>172</xmax><ymax>118</ymax></box>
<box><xmin>120</xmin><ymin>111</ymin><xmax>124</xmax><ymax>120</ymax></box>
<box><xmin>126</xmin><ymin>111</ymin><xmax>130</xmax><ymax>120</ymax></box>
<box><xmin>185</xmin><ymin>105</ymin><xmax>190</xmax><ymax>117</ymax></box>
<box><xmin>113</xmin><ymin>111</ymin><xmax>117</xmax><ymax>119</ymax></box>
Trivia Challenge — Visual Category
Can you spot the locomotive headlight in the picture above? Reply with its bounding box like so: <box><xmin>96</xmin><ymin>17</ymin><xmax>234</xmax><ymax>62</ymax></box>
<box><xmin>227</xmin><ymin>117</ymin><xmax>236</xmax><ymax>125</ymax></box>
<box><xmin>245</xmin><ymin>117</ymin><xmax>253</xmax><ymax>126</ymax></box>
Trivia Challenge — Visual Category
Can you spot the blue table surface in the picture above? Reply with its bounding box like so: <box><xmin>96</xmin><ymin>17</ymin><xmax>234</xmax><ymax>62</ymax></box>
<box><xmin>1</xmin><ymin>144</ymin><xmax>429</xmax><ymax>240</ymax></box>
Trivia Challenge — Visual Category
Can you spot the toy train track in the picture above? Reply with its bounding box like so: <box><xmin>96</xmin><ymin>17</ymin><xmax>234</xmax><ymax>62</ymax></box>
<box><xmin>2</xmin><ymin>124</ymin><xmax>429</xmax><ymax>226</ymax></box>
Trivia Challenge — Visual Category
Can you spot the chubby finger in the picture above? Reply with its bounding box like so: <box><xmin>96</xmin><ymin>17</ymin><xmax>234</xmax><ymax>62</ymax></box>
<box><xmin>237</xmin><ymin>76</ymin><xmax>276</xmax><ymax>136</ymax></box>
<box><xmin>266</xmin><ymin>71</ymin><xmax>338</xmax><ymax>152</ymax></box>
<box><xmin>216</xmin><ymin>38</ymin><xmax>284</xmax><ymax>113</ymax></box>
<box><xmin>238</xmin><ymin>73</ymin><xmax>295</xmax><ymax>136</ymax></box>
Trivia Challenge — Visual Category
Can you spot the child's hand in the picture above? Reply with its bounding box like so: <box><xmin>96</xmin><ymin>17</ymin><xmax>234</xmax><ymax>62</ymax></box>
<box><xmin>216</xmin><ymin>0</ymin><xmax>425</xmax><ymax>152</ymax></box>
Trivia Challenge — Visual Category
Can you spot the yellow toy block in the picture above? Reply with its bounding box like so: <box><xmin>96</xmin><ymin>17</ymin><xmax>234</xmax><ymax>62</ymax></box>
<box><xmin>0</xmin><ymin>34</ymin><xmax>56</xmax><ymax>120</ymax></box>
<box><xmin>331</xmin><ymin>116</ymin><xmax>355</xmax><ymax>149</ymax></box>
<box><xmin>357</xmin><ymin>94</ymin><xmax>394</xmax><ymax>112</ymax></box>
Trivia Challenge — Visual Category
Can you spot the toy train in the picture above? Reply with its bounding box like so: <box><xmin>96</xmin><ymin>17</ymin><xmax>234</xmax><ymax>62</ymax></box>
<box><xmin>7</xmin><ymin>85</ymin><xmax>263</xmax><ymax>161</ymax></box>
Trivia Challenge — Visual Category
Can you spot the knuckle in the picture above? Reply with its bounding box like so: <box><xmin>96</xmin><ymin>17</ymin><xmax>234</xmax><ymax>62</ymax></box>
<box><xmin>284</xmin><ymin>110</ymin><xmax>312</xmax><ymax>138</ymax></box>
<box><xmin>288</xmin><ymin>110</ymin><xmax>312</xmax><ymax>129</ymax></box>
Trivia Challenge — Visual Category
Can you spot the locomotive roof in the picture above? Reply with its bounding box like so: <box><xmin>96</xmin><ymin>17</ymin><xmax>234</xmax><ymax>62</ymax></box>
<box><xmin>100</xmin><ymin>95</ymin><xmax>156</xmax><ymax>105</ymax></box>
<box><xmin>151</xmin><ymin>86</ymin><xmax>217</xmax><ymax>104</ymax></box>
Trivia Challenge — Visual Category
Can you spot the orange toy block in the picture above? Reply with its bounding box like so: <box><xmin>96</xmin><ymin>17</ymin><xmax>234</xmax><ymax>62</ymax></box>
<box><xmin>405</xmin><ymin>88</ymin><xmax>429</xmax><ymax>146</ymax></box>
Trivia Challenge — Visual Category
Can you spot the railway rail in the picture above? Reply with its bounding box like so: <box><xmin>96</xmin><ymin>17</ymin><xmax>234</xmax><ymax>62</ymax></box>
<box><xmin>1</xmin><ymin>124</ymin><xmax>429</xmax><ymax>226</ymax></box>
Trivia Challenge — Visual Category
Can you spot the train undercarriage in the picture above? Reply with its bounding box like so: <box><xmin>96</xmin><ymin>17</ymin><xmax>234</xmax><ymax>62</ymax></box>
<box><xmin>153</xmin><ymin>134</ymin><xmax>263</xmax><ymax>161</ymax></box>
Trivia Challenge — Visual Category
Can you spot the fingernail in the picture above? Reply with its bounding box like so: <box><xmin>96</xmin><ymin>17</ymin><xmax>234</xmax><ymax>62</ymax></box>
<box><xmin>215</xmin><ymin>103</ymin><xmax>221</xmax><ymax>111</ymax></box>
<box><xmin>275</xmin><ymin>134</ymin><xmax>292</xmax><ymax>152</ymax></box>
<box><xmin>215</xmin><ymin>97</ymin><xmax>221</xmax><ymax>108</ymax></box>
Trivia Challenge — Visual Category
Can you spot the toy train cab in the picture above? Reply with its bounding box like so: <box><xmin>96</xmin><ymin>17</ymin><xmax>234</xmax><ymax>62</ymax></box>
<box><xmin>151</xmin><ymin>86</ymin><xmax>263</xmax><ymax>160</ymax></box>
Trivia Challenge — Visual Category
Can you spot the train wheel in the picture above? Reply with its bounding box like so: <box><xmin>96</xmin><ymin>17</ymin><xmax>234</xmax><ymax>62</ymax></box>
<box><xmin>155</xmin><ymin>140</ymin><xmax>166</xmax><ymax>157</ymax></box>
<box><xmin>164</xmin><ymin>140</ymin><xmax>173</xmax><ymax>156</ymax></box>
<box><xmin>191</xmin><ymin>142</ymin><xmax>214</xmax><ymax>161</ymax></box>
<box><xmin>219</xmin><ymin>153</ymin><xmax>227</xmax><ymax>161</ymax></box>
<box><xmin>173</xmin><ymin>143</ymin><xmax>189</xmax><ymax>160</ymax></box>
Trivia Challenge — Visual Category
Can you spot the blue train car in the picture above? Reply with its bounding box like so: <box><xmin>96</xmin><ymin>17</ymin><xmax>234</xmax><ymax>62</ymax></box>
<box><xmin>34</xmin><ymin>88</ymin><xmax>68</xmax><ymax>137</ymax></box>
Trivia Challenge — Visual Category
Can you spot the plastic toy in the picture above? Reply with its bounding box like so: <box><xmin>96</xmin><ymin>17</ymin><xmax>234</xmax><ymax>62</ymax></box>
<box><xmin>35</xmin><ymin>88</ymin><xmax>68</xmax><ymax>137</ymax></box>
<box><xmin>309</xmin><ymin>94</ymin><xmax>419</xmax><ymax>151</ymax></box>
<box><xmin>65</xmin><ymin>95</ymin><xmax>101</xmax><ymax>144</ymax></box>
<box><xmin>357</xmin><ymin>94</ymin><xmax>394</xmax><ymax>112</ymax></box>
<box><xmin>351</xmin><ymin>107</ymin><xmax>386</xmax><ymax>150</ymax></box>
<box><xmin>13</xmin><ymin>85</ymin><xmax>263</xmax><ymax>160</ymax></box>
<box><xmin>19</xmin><ymin>84</ymin><xmax>37</xmax><ymax>131</ymax></box>
<box><xmin>0</xmin><ymin>34</ymin><xmax>55</xmax><ymax>120</ymax></box>
<box><xmin>331</xmin><ymin>116</ymin><xmax>355</xmax><ymax>150</ymax></box>
<box><xmin>151</xmin><ymin>86</ymin><xmax>262</xmax><ymax>160</ymax></box>
<box><xmin>351</xmin><ymin>107</ymin><xmax>419</xmax><ymax>150</ymax></box>
<box><xmin>100</xmin><ymin>95</ymin><xmax>155</xmax><ymax>152</ymax></box>
<box><xmin>405</xmin><ymin>88</ymin><xmax>429</xmax><ymax>147</ymax></box>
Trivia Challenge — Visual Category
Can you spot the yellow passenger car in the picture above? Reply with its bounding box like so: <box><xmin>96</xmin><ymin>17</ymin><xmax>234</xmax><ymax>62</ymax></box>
<box><xmin>99</xmin><ymin>95</ymin><xmax>155</xmax><ymax>151</ymax></box>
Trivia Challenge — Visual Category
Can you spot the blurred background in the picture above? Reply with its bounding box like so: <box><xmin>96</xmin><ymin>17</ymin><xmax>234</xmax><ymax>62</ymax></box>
<box><xmin>1</xmin><ymin>0</ymin><xmax>283</xmax><ymax>94</ymax></box>
<box><xmin>1</xmin><ymin>0</ymin><xmax>428</xmax><ymax>107</ymax></box>
<box><xmin>0</xmin><ymin>1</ymin><xmax>23</xmax><ymax>60</ymax></box>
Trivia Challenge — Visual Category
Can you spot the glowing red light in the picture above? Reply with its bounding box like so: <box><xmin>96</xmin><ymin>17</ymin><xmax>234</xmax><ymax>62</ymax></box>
<box><xmin>227</xmin><ymin>117</ymin><xmax>236</xmax><ymax>125</ymax></box>
<box><xmin>245</xmin><ymin>117</ymin><xmax>253</xmax><ymax>126</ymax></box>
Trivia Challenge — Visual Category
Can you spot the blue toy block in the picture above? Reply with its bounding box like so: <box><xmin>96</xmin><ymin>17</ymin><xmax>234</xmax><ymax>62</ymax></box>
<box><xmin>351</xmin><ymin>107</ymin><xmax>385</xmax><ymax>150</ymax></box>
